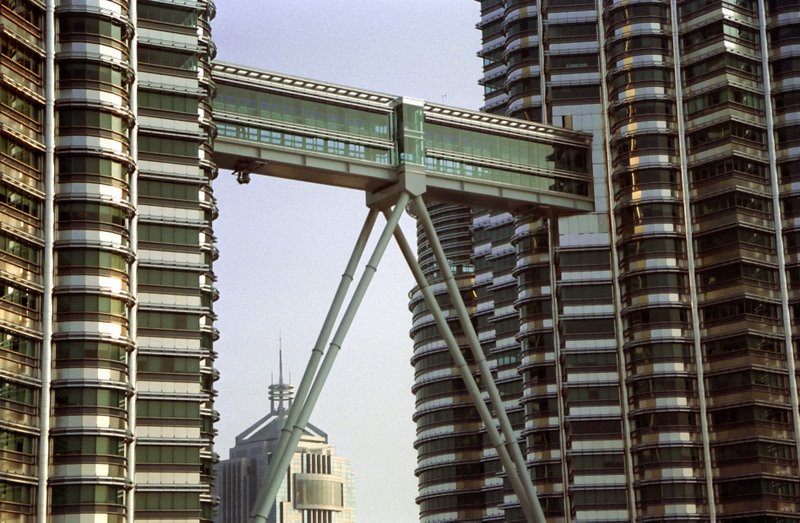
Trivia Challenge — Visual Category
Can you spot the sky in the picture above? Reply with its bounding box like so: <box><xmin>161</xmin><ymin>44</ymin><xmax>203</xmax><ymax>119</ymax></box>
<box><xmin>211</xmin><ymin>2</ymin><xmax>483</xmax><ymax>521</ymax></box>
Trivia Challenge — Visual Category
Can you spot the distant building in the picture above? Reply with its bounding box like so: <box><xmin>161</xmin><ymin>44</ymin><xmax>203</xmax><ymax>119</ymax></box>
<box><xmin>216</xmin><ymin>353</ymin><xmax>355</xmax><ymax>523</ymax></box>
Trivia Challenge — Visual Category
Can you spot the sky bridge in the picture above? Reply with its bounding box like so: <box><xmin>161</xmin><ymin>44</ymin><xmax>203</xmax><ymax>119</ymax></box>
<box><xmin>210</xmin><ymin>61</ymin><xmax>596</xmax><ymax>522</ymax></box>
<box><xmin>212</xmin><ymin>61</ymin><xmax>594</xmax><ymax>214</ymax></box>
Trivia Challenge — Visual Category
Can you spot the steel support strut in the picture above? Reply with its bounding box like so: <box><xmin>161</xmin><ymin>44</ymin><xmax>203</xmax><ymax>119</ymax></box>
<box><xmin>251</xmin><ymin>192</ymin><xmax>410</xmax><ymax>521</ymax></box>
<box><xmin>259</xmin><ymin>207</ymin><xmax>379</xmax><ymax>496</ymax></box>
<box><xmin>413</xmin><ymin>196</ymin><xmax>545</xmax><ymax>522</ymax></box>
<box><xmin>387</xmin><ymin>209</ymin><xmax>544</xmax><ymax>522</ymax></box>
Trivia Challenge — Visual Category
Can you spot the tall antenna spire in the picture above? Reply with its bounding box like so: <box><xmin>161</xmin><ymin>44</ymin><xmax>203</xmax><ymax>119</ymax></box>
<box><xmin>278</xmin><ymin>333</ymin><xmax>284</xmax><ymax>386</ymax></box>
<box><xmin>268</xmin><ymin>334</ymin><xmax>293</xmax><ymax>414</ymax></box>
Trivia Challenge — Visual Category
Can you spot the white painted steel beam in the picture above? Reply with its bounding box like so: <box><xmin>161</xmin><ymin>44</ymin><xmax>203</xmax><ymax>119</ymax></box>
<box><xmin>251</xmin><ymin>193</ymin><xmax>410</xmax><ymax>521</ymax></box>
<box><xmin>389</xmin><ymin>207</ymin><xmax>544</xmax><ymax>522</ymax></box>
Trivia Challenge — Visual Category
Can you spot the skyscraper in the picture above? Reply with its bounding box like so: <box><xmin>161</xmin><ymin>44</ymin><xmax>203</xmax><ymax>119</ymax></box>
<box><xmin>1</xmin><ymin>0</ymin><xmax>218</xmax><ymax>520</ymax></box>
<box><xmin>215</xmin><ymin>355</ymin><xmax>355</xmax><ymax>523</ymax></box>
<box><xmin>411</xmin><ymin>1</ymin><xmax>800</xmax><ymax>521</ymax></box>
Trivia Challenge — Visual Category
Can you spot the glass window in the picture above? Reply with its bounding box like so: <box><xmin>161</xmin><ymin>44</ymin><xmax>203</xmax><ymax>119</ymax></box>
<box><xmin>629</xmin><ymin>376</ymin><xmax>695</xmax><ymax>396</ymax></box>
<box><xmin>690</xmin><ymin>155</ymin><xmax>766</xmax><ymax>184</ymax></box>
<box><xmin>58</xmin><ymin>201</ymin><xmax>127</xmax><ymax>227</ymax></box>
<box><xmin>53</xmin><ymin>435</ymin><xmax>124</xmax><ymax>457</ymax></box>
<box><xmin>715</xmin><ymin>441</ymin><xmax>795</xmax><ymax>462</ymax></box>
<box><xmin>0</xmin><ymin>429</ymin><xmax>33</xmax><ymax>454</ymax></box>
<box><xmin>295</xmin><ymin>478</ymin><xmax>344</xmax><ymax>508</ymax></box>
<box><xmin>684</xmin><ymin>86</ymin><xmax>764</xmax><ymax>115</ymax></box>
<box><xmin>681</xmin><ymin>0</ymin><xmax>755</xmax><ymax>16</ymax></box>
<box><xmin>138</xmin><ymin>46</ymin><xmax>197</xmax><ymax>71</ymax></box>
<box><xmin>695</xmin><ymin>226</ymin><xmax>774</xmax><ymax>253</ymax></box>
<box><xmin>615</xmin><ymin>202</ymin><xmax>682</xmax><ymax>229</ymax></box>
<box><xmin>626</xmin><ymin>307</ymin><xmax>689</xmax><ymax>327</ymax></box>
<box><xmin>0</xmin><ymin>134</ymin><xmax>39</xmax><ymax>169</ymax></box>
<box><xmin>631</xmin><ymin>411</ymin><xmax>697</xmax><ymax>431</ymax></box>
<box><xmin>0</xmin><ymin>231</ymin><xmax>39</xmax><ymax>265</ymax></box>
<box><xmin>560</xmin><ymin>285</ymin><xmax>611</xmax><ymax>303</ymax></box>
<box><xmin>608</xmin><ymin>35</ymin><xmax>669</xmax><ymax>59</ymax></box>
<box><xmin>135</xmin><ymin>491</ymin><xmax>199</xmax><ymax>510</ymax></box>
<box><xmin>636</xmin><ymin>446</ymin><xmax>699</xmax><ymax>466</ymax></box>
<box><xmin>0</xmin><ymin>87</ymin><xmax>40</xmax><ymax>120</ymax></box>
<box><xmin>58</xmin><ymin>108</ymin><xmax>128</xmax><ymax>137</ymax></box>
<box><xmin>628</xmin><ymin>342</ymin><xmax>691</xmax><ymax>363</ymax></box>
<box><xmin>682</xmin><ymin>21</ymin><xmax>758</xmax><ymax>49</ymax></box>
<box><xmin>58</xmin><ymin>60</ymin><xmax>126</xmax><ymax>95</ymax></box>
<box><xmin>562</xmin><ymin>318</ymin><xmax>615</xmax><ymax>335</ymax></box>
<box><xmin>1</xmin><ymin>39</ymin><xmax>41</xmax><ymax>76</ymax></box>
<box><xmin>620</xmin><ymin>237</ymin><xmax>685</xmax><ymax>261</ymax></box>
<box><xmin>639</xmin><ymin>482</ymin><xmax>704</xmax><ymax>503</ymax></box>
<box><xmin>0</xmin><ymin>279</ymin><xmax>38</xmax><ymax>311</ymax></box>
<box><xmin>563</xmin><ymin>351</ymin><xmax>617</xmax><ymax>369</ymax></box>
<box><xmin>0</xmin><ymin>481</ymin><xmax>32</xmax><ymax>505</ymax></box>
<box><xmin>565</xmin><ymin>385</ymin><xmax>619</xmax><ymax>403</ymax></box>
<box><xmin>138</xmin><ymin>355</ymin><xmax>199</xmax><ymax>374</ymax></box>
<box><xmin>138</xmin><ymin>135</ymin><xmax>198</xmax><ymax>159</ymax></box>
<box><xmin>559</xmin><ymin>249</ymin><xmax>610</xmax><ymax>268</ymax></box>
<box><xmin>718</xmin><ymin>478</ymin><xmax>798</xmax><ymax>500</ymax></box>
<box><xmin>55</xmin><ymin>340</ymin><xmax>125</xmax><ymax>363</ymax></box>
<box><xmin>56</xmin><ymin>294</ymin><xmax>127</xmax><ymax>319</ymax></box>
<box><xmin>138</xmin><ymin>268</ymin><xmax>199</xmax><ymax>288</ymax></box>
<box><xmin>571</xmin><ymin>454</ymin><xmax>625</xmax><ymax>471</ymax></box>
<box><xmin>773</xmin><ymin>56</ymin><xmax>800</xmax><ymax>79</ymax></box>
<box><xmin>683</xmin><ymin>52</ymin><xmax>761</xmax><ymax>82</ymax></box>
<box><xmin>610</xmin><ymin>66</ymin><xmax>672</xmax><ymax>93</ymax></box>
<box><xmin>58</xmin><ymin>13</ymin><xmax>123</xmax><ymax>41</ymax></box>
<box><xmin>707</xmin><ymin>369</ymin><xmax>787</xmax><ymax>391</ymax></box>
<box><xmin>138</xmin><ymin>223</ymin><xmax>199</xmax><ymax>246</ymax></box>
<box><xmin>136</xmin><ymin>444</ymin><xmax>200</xmax><ymax>464</ymax></box>
<box><xmin>58</xmin><ymin>154</ymin><xmax>128</xmax><ymax>182</ymax></box>
<box><xmin>697</xmin><ymin>262</ymin><xmax>777</xmax><ymax>289</ymax></box>
<box><xmin>138</xmin><ymin>90</ymin><xmax>198</xmax><ymax>115</ymax></box>
<box><xmin>693</xmin><ymin>190</ymin><xmax>771</xmax><ymax>217</ymax></box>
<box><xmin>704</xmin><ymin>334</ymin><xmax>783</xmax><ymax>357</ymax></box>
<box><xmin>57</xmin><ymin>248</ymin><xmax>127</xmax><ymax>272</ymax></box>
<box><xmin>711</xmin><ymin>405</ymin><xmax>790</xmax><ymax>425</ymax></box>
<box><xmin>138</xmin><ymin>179</ymin><xmax>199</xmax><ymax>202</ymax></box>
<box><xmin>2</xmin><ymin>0</ymin><xmax>41</xmax><ymax>28</ymax></box>
<box><xmin>54</xmin><ymin>387</ymin><xmax>125</xmax><ymax>409</ymax></box>
<box><xmin>701</xmin><ymin>298</ymin><xmax>780</xmax><ymax>325</ymax></box>
<box><xmin>0</xmin><ymin>328</ymin><xmax>37</xmax><ymax>358</ymax></box>
<box><xmin>214</xmin><ymin>84</ymin><xmax>391</xmax><ymax>139</ymax></box>
<box><xmin>622</xmin><ymin>271</ymin><xmax>687</xmax><ymax>295</ymax></box>
<box><xmin>51</xmin><ymin>485</ymin><xmax>123</xmax><ymax>507</ymax></box>
<box><xmin>138</xmin><ymin>1</ymin><xmax>197</xmax><ymax>27</ymax></box>
<box><xmin>0</xmin><ymin>379</ymin><xmax>34</xmax><ymax>405</ymax></box>
<box><xmin>0</xmin><ymin>183</ymin><xmax>39</xmax><ymax>218</ymax></box>
<box><xmin>138</xmin><ymin>310</ymin><xmax>199</xmax><ymax>331</ymax></box>
<box><xmin>137</xmin><ymin>399</ymin><xmax>200</xmax><ymax>419</ymax></box>
<box><xmin>547</xmin><ymin>22</ymin><xmax>596</xmax><ymax>40</ymax></box>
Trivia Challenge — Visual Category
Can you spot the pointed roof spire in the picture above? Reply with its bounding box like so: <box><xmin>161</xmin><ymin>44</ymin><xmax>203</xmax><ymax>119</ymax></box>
<box><xmin>268</xmin><ymin>334</ymin><xmax>294</xmax><ymax>414</ymax></box>
<box><xmin>278</xmin><ymin>333</ymin><xmax>284</xmax><ymax>386</ymax></box>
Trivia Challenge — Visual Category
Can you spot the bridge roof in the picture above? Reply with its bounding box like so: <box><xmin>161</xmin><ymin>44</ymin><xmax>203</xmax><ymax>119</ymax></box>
<box><xmin>212</xmin><ymin>61</ymin><xmax>594</xmax><ymax>215</ymax></box>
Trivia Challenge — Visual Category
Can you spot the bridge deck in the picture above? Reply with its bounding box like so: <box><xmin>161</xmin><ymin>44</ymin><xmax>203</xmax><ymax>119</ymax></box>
<box><xmin>212</xmin><ymin>62</ymin><xmax>594</xmax><ymax>214</ymax></box>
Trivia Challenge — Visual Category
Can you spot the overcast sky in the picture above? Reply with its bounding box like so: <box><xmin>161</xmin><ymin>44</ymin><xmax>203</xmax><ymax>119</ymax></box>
<box><xmin>212</xmin><ymin>2</ymin><xmax>483</xmax><ymax>521</ymax></box>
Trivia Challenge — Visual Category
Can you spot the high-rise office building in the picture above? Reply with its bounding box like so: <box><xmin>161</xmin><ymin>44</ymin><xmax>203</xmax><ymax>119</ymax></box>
<box><xmin>1</xmin><ymin>0</ymin><xmax>218</xmax><ymax>520</ymax></box>
<box><xmin>411</xmin><ymin>1</ymin><xmax>800</xmax><ymax>521</ymax></box>
<box><xmin>215</xmin><ymin>360</ymin><xmax>355</xmax><ymax>523</ymax></box>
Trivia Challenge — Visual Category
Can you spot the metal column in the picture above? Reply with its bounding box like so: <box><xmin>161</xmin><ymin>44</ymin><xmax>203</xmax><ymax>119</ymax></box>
<box><xmin>388</xmin><ymin>208</ymin><xmax>544</xmax><ymax>522</ymax></box>
<box><xmin>251</xmin><ymin>192</ymin><xmax>410</xmax><ymax>521</ymax></box>
<box><xmin>413</xmin><ymin>196</ymin><xmax>544</xmax><ymax>522</ymax></box>
<box><xmin>259</xmin><ymin>208</ymin><xmax>379</xmax><ymax>496</ymax></box>
<box><xmin>37</xmin><ymin>0</ymin><xmax>56</xmax><ymax>519</ymax></box>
